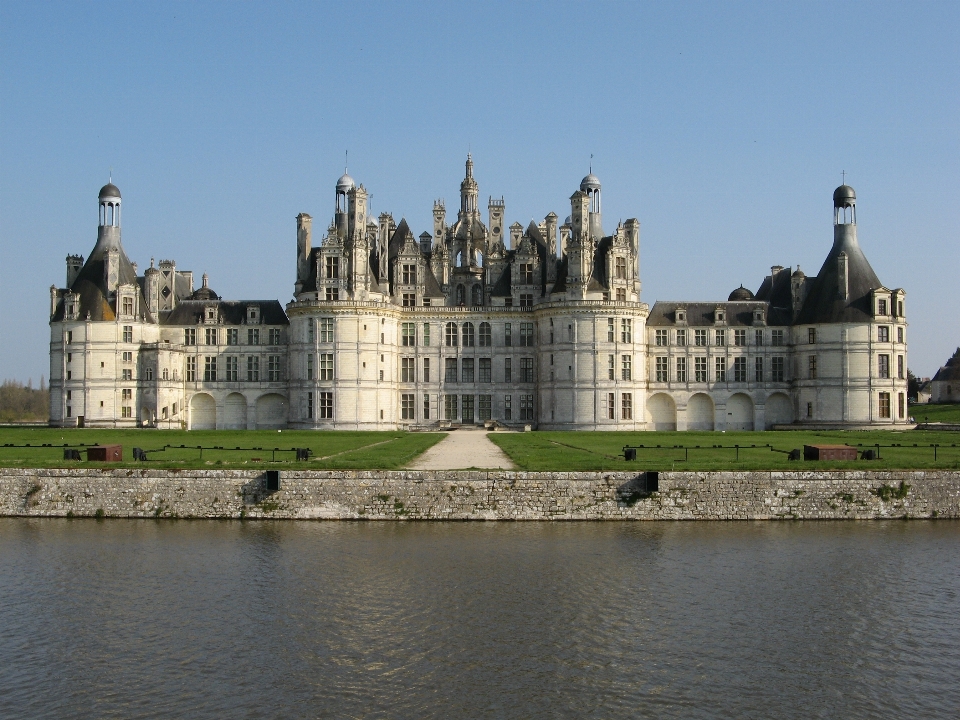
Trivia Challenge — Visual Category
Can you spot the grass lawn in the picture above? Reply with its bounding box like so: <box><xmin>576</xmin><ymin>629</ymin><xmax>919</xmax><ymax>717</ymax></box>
<box><xmin>488</xmin><ymin>429</ymin><xmax>960</xmax><ymax>472</ymax></box>
<box><xmin>0</xmin><ymin>427</ymin><xmax>445</xmax><ymax>470</ymax></box>
<box><xmin>910</xmin><ymin>403</ymin><xmax>960</xmax><ymax>424</ymax></box>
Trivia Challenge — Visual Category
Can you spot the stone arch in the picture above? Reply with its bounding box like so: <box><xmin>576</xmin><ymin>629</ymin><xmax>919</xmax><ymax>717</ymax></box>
<box><xmin>189</xmin><ymin>393</ymin><xmax>216</xmax><ymax>430</ymax></box>
<box><xmin>765</xmin><ymin>392</ymin><xmax>793</xmax><ymax>429</ymax></box>
<box><xmin>224</xmin><ymin>392</ymin><xmax>247</xmax><ymax>430</ymax></box>
<box><xmin>727</xmin><ymin>393</ymin><xmax>755</xmax><ymax>431</ymax></box>
<box><xmin>646</xmin><ymin>393</ymin><xmax>677</xmax><ymax>430</ymax></box>
<box><xmin>687</xmin><ymin>393</ymin><xmax>715</xmax><ymax>431</ymax></box>
<box><xmin>456</xmin><ymin>284</ymin><xmax>465</xmax><ymax>305</ymax></box>
<box><xmin>255</xmin><ymin>393</ymin><xmax>287</xmax><ymax>429</ymax></box>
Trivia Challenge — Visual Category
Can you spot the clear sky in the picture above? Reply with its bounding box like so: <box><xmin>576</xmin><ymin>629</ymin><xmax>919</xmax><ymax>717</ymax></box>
<box><xmin>1</xmin><ymin>1</ymin><xmax>957</xmax><ymax>383</ymax></box>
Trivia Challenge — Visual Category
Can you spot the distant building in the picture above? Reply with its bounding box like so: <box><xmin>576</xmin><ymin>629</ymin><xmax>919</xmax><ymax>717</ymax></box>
<box><xmin>930</xmin><ymin>349</ymin><xmax>960</xmax><ymax>403</ymax></box>
<box><xmin>48</xmin><ymin>161</ymin><xmax>909</xmax><ymax>430</ymax></box>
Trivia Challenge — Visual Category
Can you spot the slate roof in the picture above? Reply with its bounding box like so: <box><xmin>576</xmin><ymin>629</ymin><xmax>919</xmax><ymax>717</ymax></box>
<box><xmin>932</xmin><ymin>348</ymin><xmax>960</xmax><ymax>383</ymax></box>
<box><xmin>647</xmin><ymin>301</ymin><xmax>789</xmax><ymax>327</ymax></box>
<box><xmin>160</xmin><ymin>300</ymin><xmax>289</xmax><ymax>326</ymax></box>
<box><xmin>794</xmin><ymin>229</ymin><xmax>883</xmax><ymax>324</ymax></box>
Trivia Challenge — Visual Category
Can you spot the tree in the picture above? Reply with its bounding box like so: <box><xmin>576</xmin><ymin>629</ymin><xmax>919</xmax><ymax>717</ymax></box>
<box><xmin>907</xmin><ymin>369</ymin><xmax>921</xmax><ymax>402</ymax></box>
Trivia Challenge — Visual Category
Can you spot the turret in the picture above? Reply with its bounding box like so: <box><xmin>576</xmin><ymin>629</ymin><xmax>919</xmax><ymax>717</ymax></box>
<box><xmin>296</xmin><ymin>213</ymin><xmax>312</xmax><ymax>289</ymax></box>
<box><xmin>66</xmin><ymin>255</ymin><xmax>84</xmax><ymax>288</ymax></box>
<box><xmin>459</xmin><ymin>153</ymin><xmax>479</xmax><ymax>217</ymax></box>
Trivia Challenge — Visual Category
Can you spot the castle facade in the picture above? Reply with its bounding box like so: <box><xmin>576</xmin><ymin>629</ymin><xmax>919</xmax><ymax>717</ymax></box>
<box><xmin>49</xmin><ymin>158</ymin><xmax>909</xmax><ymax>430</ymax></box>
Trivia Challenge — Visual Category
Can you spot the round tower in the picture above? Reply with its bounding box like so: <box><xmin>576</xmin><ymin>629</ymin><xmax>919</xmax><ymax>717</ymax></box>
<box><xmin>99</xmin><ymin>182</ymin><xmax>121</xmax><ymax>227</ymax></box>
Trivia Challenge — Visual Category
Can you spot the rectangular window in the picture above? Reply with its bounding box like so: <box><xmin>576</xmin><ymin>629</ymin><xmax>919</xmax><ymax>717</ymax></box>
<box><xmin>479</xmin><ymin>395</ymin><xmax>492</xmax><ymax>421</ymax></box>
<box><xmin>715</xmin><ymin>329</ymin><xmax>725</xmax><ymax>346</ymax></box>
<box><xmin>607</xmin><ymin>318</ymin><xmax>615</xmax><ymax>342</ymax></box>
<box><xmin>269</xmin><ymin>328</ymin><xmax>282</xmax><ymax>345</ymax></box>
<box><xmin>808</xmin><ymin>355</ymin><xmax>817</xmax><ymax>379</ymax></box>
<box><xmin>519</xmin><ymin>323</ymin><xmax>534</xmax><ymax>346</ymax></box>
<box><xmin>122</xmin><ymin>297</ymin><xmax>134</xmax><ymax>315</ymax></box>
<box><xmin>655</xmin><ymin>329</ymin><xmax>668</xmax><ymax>346</ymax></box>
<box><xmin>734</xmin><ymin>356</ymin><xmax>747</xmax><ymax>382</ymax></box>
<box><xmin>306</xmin><ymin>354</ymin><xmax>314</xmax><ymax>380</ymax></box>
<box><xmin>423</xmin><ymin>323</ymin><xmax>431</xmax><ymax>346</ymax></box>
<box><xmin>878</xmin><ymin>354</ymin><xmax>890</xmax><ymax>379</ymax></box>
<box><xmin>444</xmin><ymin>394</ymin><xmax>458</xmax><ymax>421</ymax></box>
<box><xmin>504</xmin><ymin>394</ymin><xmax>512</xmax><ymax>421</ymax></box>
<box><xmin>320</xmin><ymin>354</ymin><xmax>333</xmax><ymax>381</ymax></box>
<box><xmin>320</xmin><ymin>318</ymin><xmax>334</xmax><ymax>343</ymax></box>
<box><xmin>520</xmin><ymin>263</ymin><xmax>534</xmax><ymax>284</ymax></box>
<box><xmin>695</xmin><ymin>357</ymin><xmax>707</xmax><ymax>383</ymax></box>
<box><xmin>715</xmin><ymin>356</ymin><xmax>726</xmax><ymax>382</ymax></box>
<box><xmin>401</xmin><ymin>357</ymin><xmax>415</xmax><ymax>383</ymax></box>
<box><xmin>607</xmin><ymin>354</ymin><xmax>615</xmax><ymax>380</ymax></box>
<box><xmin>122</xmin><ymin>388</ymin><xmax>132</xmax><ymax>400</ymax></box>
<box><xmin>621</xmin><ymin>393</ymin><xmax>633</xmax><ymax>420</ymax></box>
<box><xmin>423</xmin><ymin>358</ymin><xmax>431</xmax><ymax>383</ymax></box>
<box><xmin>621</xmin><ymin>355</ymin><xmax>632</xmax><ymax>381</ymax></box>
<box><xmin>771</xmin><ymin>329</ymin><xmax>785</xmax><ymax>346</ymax></box>
<box><xmin>479</xmin><ymin>358</ymin><xmax>492</xmax><ymax>383</ymax></box>
<box><xmin>326</xmin><ymin>256</ymin><xmax>339</xmax><ymax>279</ymax></box>
<box><xmin>462</xmin><ymin>395</ymin><xmax>475</xmax><ymax>423</ymax></box>
<box><xmin>206</xmin><ymin>328</ymin><xmax>218</xmax><ymax>345</ymax></box>
<box><xmin>615</xmin><ymin>256</ymin><xmax>627</xmax><ymax>279</ymax></box>
<box><xmin>306</xmin><ymin>320</ymin><xmax>314</xmax><ymax>344</ymax></box>
<box><xmin>772</xmin><ymin>356</ymin><xmax>785</xmax><ymax>382</ymax></box>
<box><xmin>755</xmin><ymin>356</ymin><xmax>763</xmax><ymax>382</ymax></box>
<box><xmin>504</xmin><ymin>323</ymin><xmax>512</xmax><ymax>347</ymax></box>
<box><xmin>402</xmin><ymin>293</ymin><xmax>415</xmax><ymax>307</ymax></box>
<box><xmin>878</xmin><ymin>299</ymin><xmax>887</xmax><ymax>316</ymax></box>
<box><xmin>121</xmin><ymin>369</ymin><xmax>133</xmax><ymax>381</ymax></box>
<box><xmin>325</xmin><ymin>287</ymin><xmax>339</xmax><ymax>301</ymax></box>
<box><xmin>248</xmin><ymin>328</ymin><xmax>260</xmax><ymax>345</ymax></box>
<box><xmin>807</xmin><ymin>402</ymin><xmax>813</xmax><ymax>418</ymax></box>
<box><xmin>808</xmin><ymin>328</ymin><xmax>817</xmax><ymax>344</ymax></box>
<box><xmin>123</xmin><ymin>326</ymin><xmax>133</xmax><ymax>343</ymax></box>
<box><xmin>676</xmin><ymin>356</ymin><xmax>687</xmax><ymax>382</ymax></box>
<box><xmin>423</xmin><ymin>394</ymin><xmax>430</xmax><ymax>420</ymax></box>
<box><xmin>402</xmin><ymin>322</ymin><xmax>416</xmax><ymax>346</ymax></box>
<box><xmin>402</xmin><ymin>264</ymin><xmax>416</xmax><ymax>284</ymax></box>
<box><xmin>204</xmin><ymin>356</ymin><xmax>217</xmax><ymax>382</ymax></box>
<box><xmin>695</xmin><ymin>329</ymin><xmax>707</xmax><ymax>347</ymax></box>
<box><xmin>898</xmin><ymin>392</ymin><xmax>905</xmax><ymax>419</ymax></box>
<box><xmin>66</xmin><ymin>331</ymin><xmax>73</xmax><ymax>344</ymax></box>
<box><xmin>879</xmin><ymin>392</ymin><xmax>891</xmax><ymax>418</ymax></box>
<box><xmin>247</xmin><ymin>355</ymin><xmax>260</xmax><ymax>382</ymax></box>
<box><xmin>121</xmin><ymin>406</ymin><xmax>132</xmax><ymax>418</ymax></box>
<box><xmin>607</xmin><ymin>392</ymin><xmax>615</xmax><ymax>420</ymax></box>
<box><xmin>567</xmin><ymin>324</ymin><xmax>573</xmax><ymax>342</ymax></box>
<box><xmin>226</xmin><ymin>355</ymin><xmax>239</xmax><ymax>381</ymax></box>
<box><xmin>734</xmin><ymin>329</ymin><xmax>746</xmax><ymax>346</ymax></box>
<box><xmin>186</xmin><ymin>356</ymin><xmax>197</xmax><ymax>381</ymax></box>
<box><xmin>520</xmin><ymin>357</ymin><xmax>534</xmax><ymax>383</ymax></box>
<box><xmin>504</xmin><ymin>357</ymin><xmax>512</xmax><ymax>382</ymax></box>
<box><xmin>655</xmin><ymin>356</ymin><xmax>668</xmax><ymax>382</ymax></box>
<box><xmin>519</xmin><ymin>293</ymin><xmax>533</xmax><ymax>307</ymax></box>
<box><xmin>267</xmin><ymin>356</ymin><xmax>281</xmax><ymax>381</ymax></box>
<box><xmin>878</xmin><ymin>326</ymin><xmax>889</xmax><ymax>342</ymax></box>
<box><xmin>616</xmin><ymin>288</ymin><xmax>626</xmax><ymax>302</ymax></box>
<box><xmin>479</xmin><ymin>322</ymin><xmax>491</xmax><ymax>347</ymax></box>
<box><xmin>676</xmin><ymin>329</ymin><xmax>687</xmax><ymax>347</ymax></box>
<box><xmin>461</xmin><ymin>358</ymin><xmax>475</xmax><ymax>383</ymax></box>
<box><xmin>519</xmin><ymin>394</ymin><xmax>534</xmax><ymax>421</ymax></box>
<box><xmin>306</xmin><ymin>391</ymin><xmax>314</xmax><ymax>419</ymax></box>
<box><xmin>401</xmin><ymin>394</ymin><xmax>415</xmax><ymax>420</ymax></box>
<box><xmin>897</xmin><ymin>355</ymin><xmax>904</xmax><ymax>379</ymax></box>
<box><xmin>755</xmin><ymin>329</ymin><xmax>763</xmax><ymax>346</ymax></box>
<box><xmin>227</xmin><ymin>328</ymin><xmax>238</xmax><ymax>345</ymax></box>
<box><xmin>445</xmin><ymin>358</ymin><xmax>458</xmax><ymax>383</ymax></box>
<box><xmin>621</xmin><ymin>319</ymin><xmax>632</xmax><ymax>344</ymax></box>
<box><xmin>122</xmin><ymin>351</ymin><xmax>132</xmax><ymax>362</ymax></box>
<box><xmin>445</xmin><ymin>323</ymin><xmax>458</xmax><ymax>346</ymax></box>
<box><xmin>319</xmin><ymin>392</ymin><xmax>333</xmax><ymax>419</ymax></box>
<box><xmin>897</xmin><ymin>327</ymin><xmax>904</xmax><ymax>344</ymax></box>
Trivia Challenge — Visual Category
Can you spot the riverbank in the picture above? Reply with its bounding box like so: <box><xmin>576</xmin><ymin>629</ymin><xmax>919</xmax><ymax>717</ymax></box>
<box><xmin>2</xmin><ymin>468</ymin><xmax>958</xmax><ymax>520</ymax></box>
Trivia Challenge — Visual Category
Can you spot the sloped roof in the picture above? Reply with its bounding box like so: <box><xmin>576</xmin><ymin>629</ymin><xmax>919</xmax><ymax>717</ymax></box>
<box><xmin>160</xmin><ymin>300</ymin><xmax>288</xmax><ymax>326</ymax></box>
<box><xmin>794</xmin><ymin>229</ymin><xmax>883</xmax><ymax>324</ymax></box>
<box><xmin>647</xmin><ymin>301</ymin><xmax>788</xmax><ymax>327</ymax></box>
<box><xmin>932</xmin><ymin>348</ymin><xmax>960</xmax><ymax>383</ymax></box>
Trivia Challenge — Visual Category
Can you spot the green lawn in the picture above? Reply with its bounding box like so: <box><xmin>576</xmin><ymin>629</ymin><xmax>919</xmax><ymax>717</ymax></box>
<box><xmin>0</xmin><ymin>428</ymin><xmax>445</xmax><ymax>470</ymax></box>
<box><xmin>910</xmin><ymin>403</ymin><xmax>960</xmax><ymax>424</ymax></box>
<box><xmin>488</xmin><ymin>429</ymin><xmax>960</xmax><ymax>472</ymax></box>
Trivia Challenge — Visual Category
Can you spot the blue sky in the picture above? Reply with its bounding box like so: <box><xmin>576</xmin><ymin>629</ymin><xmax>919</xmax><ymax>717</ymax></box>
<box><xmin>1</xmin><ymin>1</ymin><xmax>957</xmax><ymax>383</ymax></box>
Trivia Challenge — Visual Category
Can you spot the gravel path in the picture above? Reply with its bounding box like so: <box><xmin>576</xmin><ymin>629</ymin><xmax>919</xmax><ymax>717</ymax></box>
<box><xmin>406</xmin><ymin>429</ymin><xmax>515</xmax><ymax>470</ymax></box>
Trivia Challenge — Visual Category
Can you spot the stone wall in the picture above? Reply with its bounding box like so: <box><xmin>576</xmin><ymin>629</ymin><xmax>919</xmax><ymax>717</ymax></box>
<box><xmin>2</xmin><ymin>469</ymin><xmax>959</xmax><ymax>520</ymax></box>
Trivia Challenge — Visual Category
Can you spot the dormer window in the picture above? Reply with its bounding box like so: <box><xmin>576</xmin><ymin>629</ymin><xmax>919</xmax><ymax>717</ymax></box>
<box><xmin>206</xmin><ymin>308</ymin><xmax>215</xmax><ymax>321</ymax></box>
<box><xmin>714</xmin><ymin>307</ymin><xmax>726</xmax><ymax>324</ymax></box>
<box><xmin>246</xmin><ymin>306</ymin><xmax>259</xmax><ymax>324</ymax></box>
<box><xmin>676</xmin><ymin>308</ymin><xmax>686</xmax><ymax>323</ymax></box>
<box><xmin>878</xmin><ymin>299</ymin><xmax>887</xmax><ymax>316</ymax></box>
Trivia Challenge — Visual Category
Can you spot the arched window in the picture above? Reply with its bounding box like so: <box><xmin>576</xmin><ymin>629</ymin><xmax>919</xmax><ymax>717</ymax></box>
<box><xmin>462</xmin><ymin>322</ymin><xmax>475</xmax><ymax>347</ymax></box>
<box><xmin>479</xmin><ymin>322</ymin><xmax>492</xmax><ymax>347</ymax></box>
<box><xmin>476</xmin><ymin>251</ymin><xmax>483</xmax><ymax>267</ymax></box>
<box><xmin>445</xmin><ymin>322</ymin><xmax>458</xmax><ymax>346</ymax></box>
<box><xmin>456</xmin><ymin>251</ymin><xmax>463</xmax><ymax>267</ymax></box>
<box><xmin>456</xmin><ymin>284</ymin><xmax>465</xmax><ymax>305</ymax></box>
<box><xmin>471</xmin><ymin>284</ymin><xmax>483</xmax><ymax>306</ymax></box>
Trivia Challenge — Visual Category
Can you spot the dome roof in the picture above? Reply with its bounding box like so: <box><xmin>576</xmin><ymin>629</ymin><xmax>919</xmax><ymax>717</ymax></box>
<box><xmin>190</xmin><ymin>286</ymin><xmax>219</xmax><ymax>301</ymax></box>
<box><xmin>728</xmin><ymin>285</ymin><xmax>755</xmax><ymax>301</ymax></box>
<box><xmin>336</xmin><ymin>173</ymin><xmax>355</xmax><ymax>193</ymax></box>
<box><xmin>99</xmin><ymin>183</ymin><xmax>121</xmax><ymax>200</ymax></box>
<box><xmin>792</xmin><ymin>267</ymin><xmax>806</xmax><ymax>278</ymax></box>
<box><xmin>833</xmin><ymin>184</ymin><xmax>856</xmax><ymax>207</ymax></box>
<box><xmin>580</xmin><ymin>173</ymin><xmax>601</xmax><ymax>191</ymax></box>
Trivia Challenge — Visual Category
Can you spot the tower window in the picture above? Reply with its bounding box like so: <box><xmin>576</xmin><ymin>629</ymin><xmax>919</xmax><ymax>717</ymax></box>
<box><xmin>615</xmin><ymin>257</ymin><xmax>626</xmax><ymax>279</ymax></box>
<box><xmin>326</xmin><ymin>256</ymin><xmax>340</xmax><ymax>279</ymax></box>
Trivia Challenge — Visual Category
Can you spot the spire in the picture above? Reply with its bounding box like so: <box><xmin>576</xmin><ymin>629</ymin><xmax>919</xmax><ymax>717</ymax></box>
<box><xmin>466</xmin><ymin>152</ymin><xmax>474</xmax><ymax>179</ymax></box>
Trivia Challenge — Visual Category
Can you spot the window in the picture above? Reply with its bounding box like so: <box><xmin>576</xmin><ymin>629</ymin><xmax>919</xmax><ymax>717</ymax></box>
<box><xmin>621</xmin><ymin>393</ymin><xmax>633</xmax><ymax>420</ymax></box>
<box><xmin>123</xmin><ymin>326</ymin><xmax>133</xmax><ymax>343</ymax></box>
<box><xmin>607</xmin><ymin>392</ymin><xmax>615</xmax><ymax>420</ymax></box>
<box><xmin>808</xmin><ymin>328</ymin><xmax>817</xmax><ymax>344</ymax></box>
<box><xmin>319</xmin><ymin>392</ymin><xmax>333</xmax><ymax>419</ymax></box>
<box><xmin>504</xmin><ymin>323</ymin><xmax>512</xmax><ymax>347</ymax></box>
<box><xmin>401</xmin><ymin>394</ymin><xmax>415</xmax><ymax>420</ymax></box>
<box><xmin>808</xmin><ymin>355</ymin><xmax>817</xmax><ymax>379</ymax></box>
<box><xmin>402</xmin><ymin>293</ymin><xmax>415</xmax><ymax>307</ymax></box>
<box><xmin>655</xmin><ymin>329</ymin><xmax>668</xmax><ymax>346</ymax></box>
<box><xmin>878</xmin><ymin>326</ymin><xmax>889</xmax><ymax>342</ymax></box>
<box><xmin>122</xmin><ymin>352</ymin><xmax>132</xmax><ymax>362</ymax></box>
<box><xmin>695</xmin><ymin>329</ymin><xmax>707</xmax><ymax>347</ymax></box>
<box><xmin>504</xmin><ymin>394</ymin><xmax>512</xmax><ymax>421</ymax></box>
<box><xmin>519</xmin><ymin>293</ymin><xmax>533</xmax><ymax>307</ymax></box>
<box><xmin>402</xmin><ymin>323</ymin><xmax>416</xmax><ymax>346</ymax></box>
<box><xmin>462</xmin><ymin>358</ymin><xmax>475</xmax><ymax>383</ymax></box>
<box><xmin>519</xmin><ymin>323</ymin><xmax>534</xmax><ymax>346</ymax></box>
<box><xmin>676</xmin><ymin>357</ymin><xmax>687</xmax><ymax>382</ymax></box>
<box><xmin>504</xmin><ymin>358</ymin><xmax>512</xmax><ymax>382</ymax></box>
<box><xmin>320</xmin><ymin>318</ymin><xmax>334</xmax><ymax>343</ymax></box>
<box><xmin>715</xmin><ymin>329</ymin><xmax>725</xmax><ymax>346</ymax></box>
<box><xmin>734</xmin><ymin>356</ymin><xmax>747</xmax><ymax>382</ymax></box>
<box><xmin>423</xmin><ymin>358</ymin><xmax>431</xmax><ymax>382</ymax></box>
<box><xmin>461</xmin><ymin>395</ymin><xmax>475</xmax><ymax>423</ymax></box>
<box><xmin>897</xmin><ymin>327</ymin><xmax>903</xmax><ymax>344</ymax></box>
<box><xmin>734</xmin><ymin>329</ymin><xmax>746</xmax><ymax>346</ymax></box>
<box><xmin>520</xmin><ymin>394</ymin><xmax>534</xmax><ymax>421</ymax></box>
<box><xmin>306</xmin><ymin>320</ymin><xmax>314</xmax><ymax>344</ymax></box>
<box><xmin>772</xmin><ymin>357</ymin><xmax>785</xmax><ymax>382</ymax></box>
<box><xmin>122</xmin><ymin>297</ymin><xmax>133</xmax><ymax>315</ymax></box>
<box><xmin>122</xmin><ymin>369</ymin><xmax>133</xmax><ymax>381</ymax></box>
<box><xmin>402</xmin><ymin>264</ymin><xmax>416</xmax><ymax>284</ymax></box>
<box><xmin>615</xmin><ymin>256</ymin><xmax>627</xmax><ymax>279</ymax></box>
<box><xmin>445</xmin><ymin>358</ymin><xmax>458</xmax><ymax>383</ymax></box>
<box><xmin>121</xmin><ymin>406</ymin><xmax>132</xmax><ymax>418</ymax></box>
<box><xmin>897</xmin><ymin>301</ymin><xmax>903</xmax><ymax>316</ymax></box>
<box><xmin>520</xmin><ymin>263</ymin><xmax>534</xmax><ymax>284</ymax></box>
<box><xmin>504</xmin><ymin>297</ymin><xmax>512</xmax><ymax>307</ymax></box>
<box><xmin>479</xmin><ymin>395</ymin><xmax>492</xmax><ymax>421</ymax></box>
<box><xmin>325</xmin><ymin>287</ymin><xmax>339</xmax><ymax>301</ymax></box>
<box><xmin>607</xmin><ymin>318</ymin><xmax>615</xmax><ymax>342</ymax></box>
<box><xmin>655</xmin><ymin>356</ymin><xmax>668</xmax><ymax>382</ymax></box>
<box><xmin>567</xmin><ymin>324</ymin><xmax>573</xmax><ymax>341</ymax></box>
<box><xmin>423</xmin><ymin>394</ymin><xmax>430</xmax><ymax>419</ymax></box>
<box><xmin>878</xmin><ymin>299</ymin><xmax>887</xmax><ymax>316</ymax></box>
<box><xmin>520</xmin><ymin>358</ymin><xmax>534</xmax><ymax>383</ymax></box>
<box><xmin>479</xmin><ymin>358</ymin><xmax>492</xmax><ymax>383</ymax></box>
<box><xmin>227</xmin><ymin>328</ymin><xmax>238</xmax><ymax>345</ymax></box>
<box><xmin>247</xmin><ymin>356</ymin><xmax>259</xmax><ymax>381</ymax></box>
<box><xmin>268</xmin><ymin>356</ymin><xmax>281</xmax><ymax>381</ymax></box>
<box><xmin>616</xmin><ymin>288</ymin><xmax>626</xmax><ymax>301</ymax></box>
<box><xmin>401</xmin><ymin>357</ymin><xmax>415</xmax><ymax>382</ymax></box>
<box><xmin>771</xmin><ymin>329</ymin><xmax>785</xmax><ymax>346</ymax></box>
<box><xmin>204</xmin><ymin>356</ymin><xmax>217</xmax><ymax>382</ymax></box>
<box><xmin>462</xmin><ymin>323</ymin><xmax>475</xmax><ymax>347</ymax></box>
<box><xmin>423</xmin><ymin>323</ymin><xmax>431</xmax><ymax>346</ymax></box>
<box><xmin>608</xmin><ymin>354</ymin><xmax>615</xmax><ymax>380</ymax></box>
<box><xmin>66</xmin><ymin>331</ymin><xmax>73</xmax><ymax>344</ymax></box>
<box><xmin>621</xmin><ymin>355</ymin><xmax>632</xmax><ymax>381</ymax></box>
<box><xmin>878</xmin><ymin>354</ymin><xmax>890</xmax><ymax>379</ymax></box>
<box><xmin>621</xmin><ymin>319</ymin><xmax>632</xmax><ymax>343</ymax></box>
<box><xmin>755</xmin><ymin>329</ymin><xmax>763</xmax><ymax>346</ymax></box>
<box><xmin>445</xmin><ymin>322</ymin><xmax>458</xmax><ymax>346</ymax></box>
<box><xmin>326</xmin><ymin>256</ymin><xmax>339</xmax><ymax>279</ymax></box>
<box><xmin>320</xmin><ymin>354</ymin><xmax>333</xmax><ymax>381</ymax></box>
<box><xmin>695</xmin><ymin>357</ymin><xmax>707</xmax><ymax>383</ymax></box>
<box><xmin>248</xmin><ymin>328</ymin><xmax>260</xmax><ymax>345</ymax></box>
<box><xmin>879</xmin><ymin>392</ymin><xmax>891</xmax><ymax>418</ymax></box>
<box><xmin>478</xmin><ymin>322</ymin><xmax>491</xmax><ymax>346</ymax></box>
<box><xmin>269</xmin><ymin>328</ymin><xmax>282</xmax><ymax>345</ymax></box>
<box><xmin>807</xmin><ymin>402</ymin><xmax>813</xmax><ymax>418</ymax></box>
<box><xmin>444</xmin><ymin>394</ymin><xmax>458</xmax><ymax>420</ymax></box>
<box><xmin>122</xmin><ymin>388</ymin><xmax>132</xmax><ymax>400</ymax></box>
<box><xmin>897</xmin><ymin>355</ymin><xmax>904</xmax><ymax>380</ymax></box>
<box><xmin>226</xmin><ymin>356</ymin><xmax>239</xmax><ymax>381</ymax></box>
<box><xmin>307</xmin><ymin>392</ymin><xmax>314</xmax><ymax>419</ymax></box>
<box><xmin>162</xmin><ymin>368</ymin><xmax>168</xmax><ymax>380</ymax></box>
<box><xmin>186</xmin><ymin>357</ymin><xmax>197</xmax><ymax>382</ymax></box>
<box><xmin>206</xmin><ymin>328</ymin><xmax>218</xmax><ymax>345</ymax></box>
<box><xmin>755</xmin><ymin>357</ymin><xmax>763</xmax><ymax>382</ymax></box>
<box><xmin>676</xmin><ymin>329</ymin><xmax>687</xmax><ymax>347</ymax></box>
<box><xmin>898</xmin><ymin>392</ymin><xmax>905</xmax><ymax>419</ymax></box>
<box><xmin>715</xmin><ymin>357</ymin><xmax>726</xmax><ymax>382</ymax></box>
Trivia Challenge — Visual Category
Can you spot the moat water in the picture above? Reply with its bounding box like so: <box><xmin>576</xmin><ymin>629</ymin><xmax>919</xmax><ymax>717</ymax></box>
<box><xmin>1</xmin><ymin>520</ymin><xmax>958</xmax><ymax>719</ymax></box>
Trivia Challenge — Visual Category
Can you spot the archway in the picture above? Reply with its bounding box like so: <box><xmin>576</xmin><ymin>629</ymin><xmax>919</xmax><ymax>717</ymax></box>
<box><xmin>224</xmin><ymin>392</ymin><xmax>247</xmax><ymax>430</ymax></box>
<box><xmin>765</xmin><ymin>392</ymin><xmax>793</xmax><ymax>429</ymax></box>
<box><xmin>727</xmin><ymin>393</ymin><xmax>755</xmax><ymax>431</ymax></box>
<box><xmin>687</xmin><ymin>393</ymin><xmax>715</xmax><ymax>431</ymax></box>
<box><xmin>189</xmin><ymin>393</ymin><xmax>216</xmax><ymax>430</ymax></box>
<box><xmin>255</xmin><ymin>393</ymin><xmax>287</xmax><ymax>429</ymax></box>
<box><xmin>646</xmin><ymin>393</ymin><xmax>677</xmax><ymax>430</ymax></box>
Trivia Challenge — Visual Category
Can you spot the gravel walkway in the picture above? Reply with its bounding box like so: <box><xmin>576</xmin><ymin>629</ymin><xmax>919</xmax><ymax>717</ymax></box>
<box><xmin>407</xmin><ymin>428</ymin><xmax>516</xmax><ymax>470</ymax></box>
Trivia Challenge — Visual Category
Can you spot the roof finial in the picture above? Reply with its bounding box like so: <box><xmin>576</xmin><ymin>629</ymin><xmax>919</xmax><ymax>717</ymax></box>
<box><xmin>344</xmin><ymin>150</ymin><xmax>348</xmax><ymax>174</ymax></box>
<box><xmin>590</xmin><ymin>153</ymin><xmax>593</xmax><ymax>173</ymax></box>
<box><xmin>841</xmin><ymin>169</ymin><xmax>846</xmax><ymax>185</ymax></box>
<box><xmin>109</xmin><ymin>167</ymin><xmax>112</xmax><ymax>183</ymax></box>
